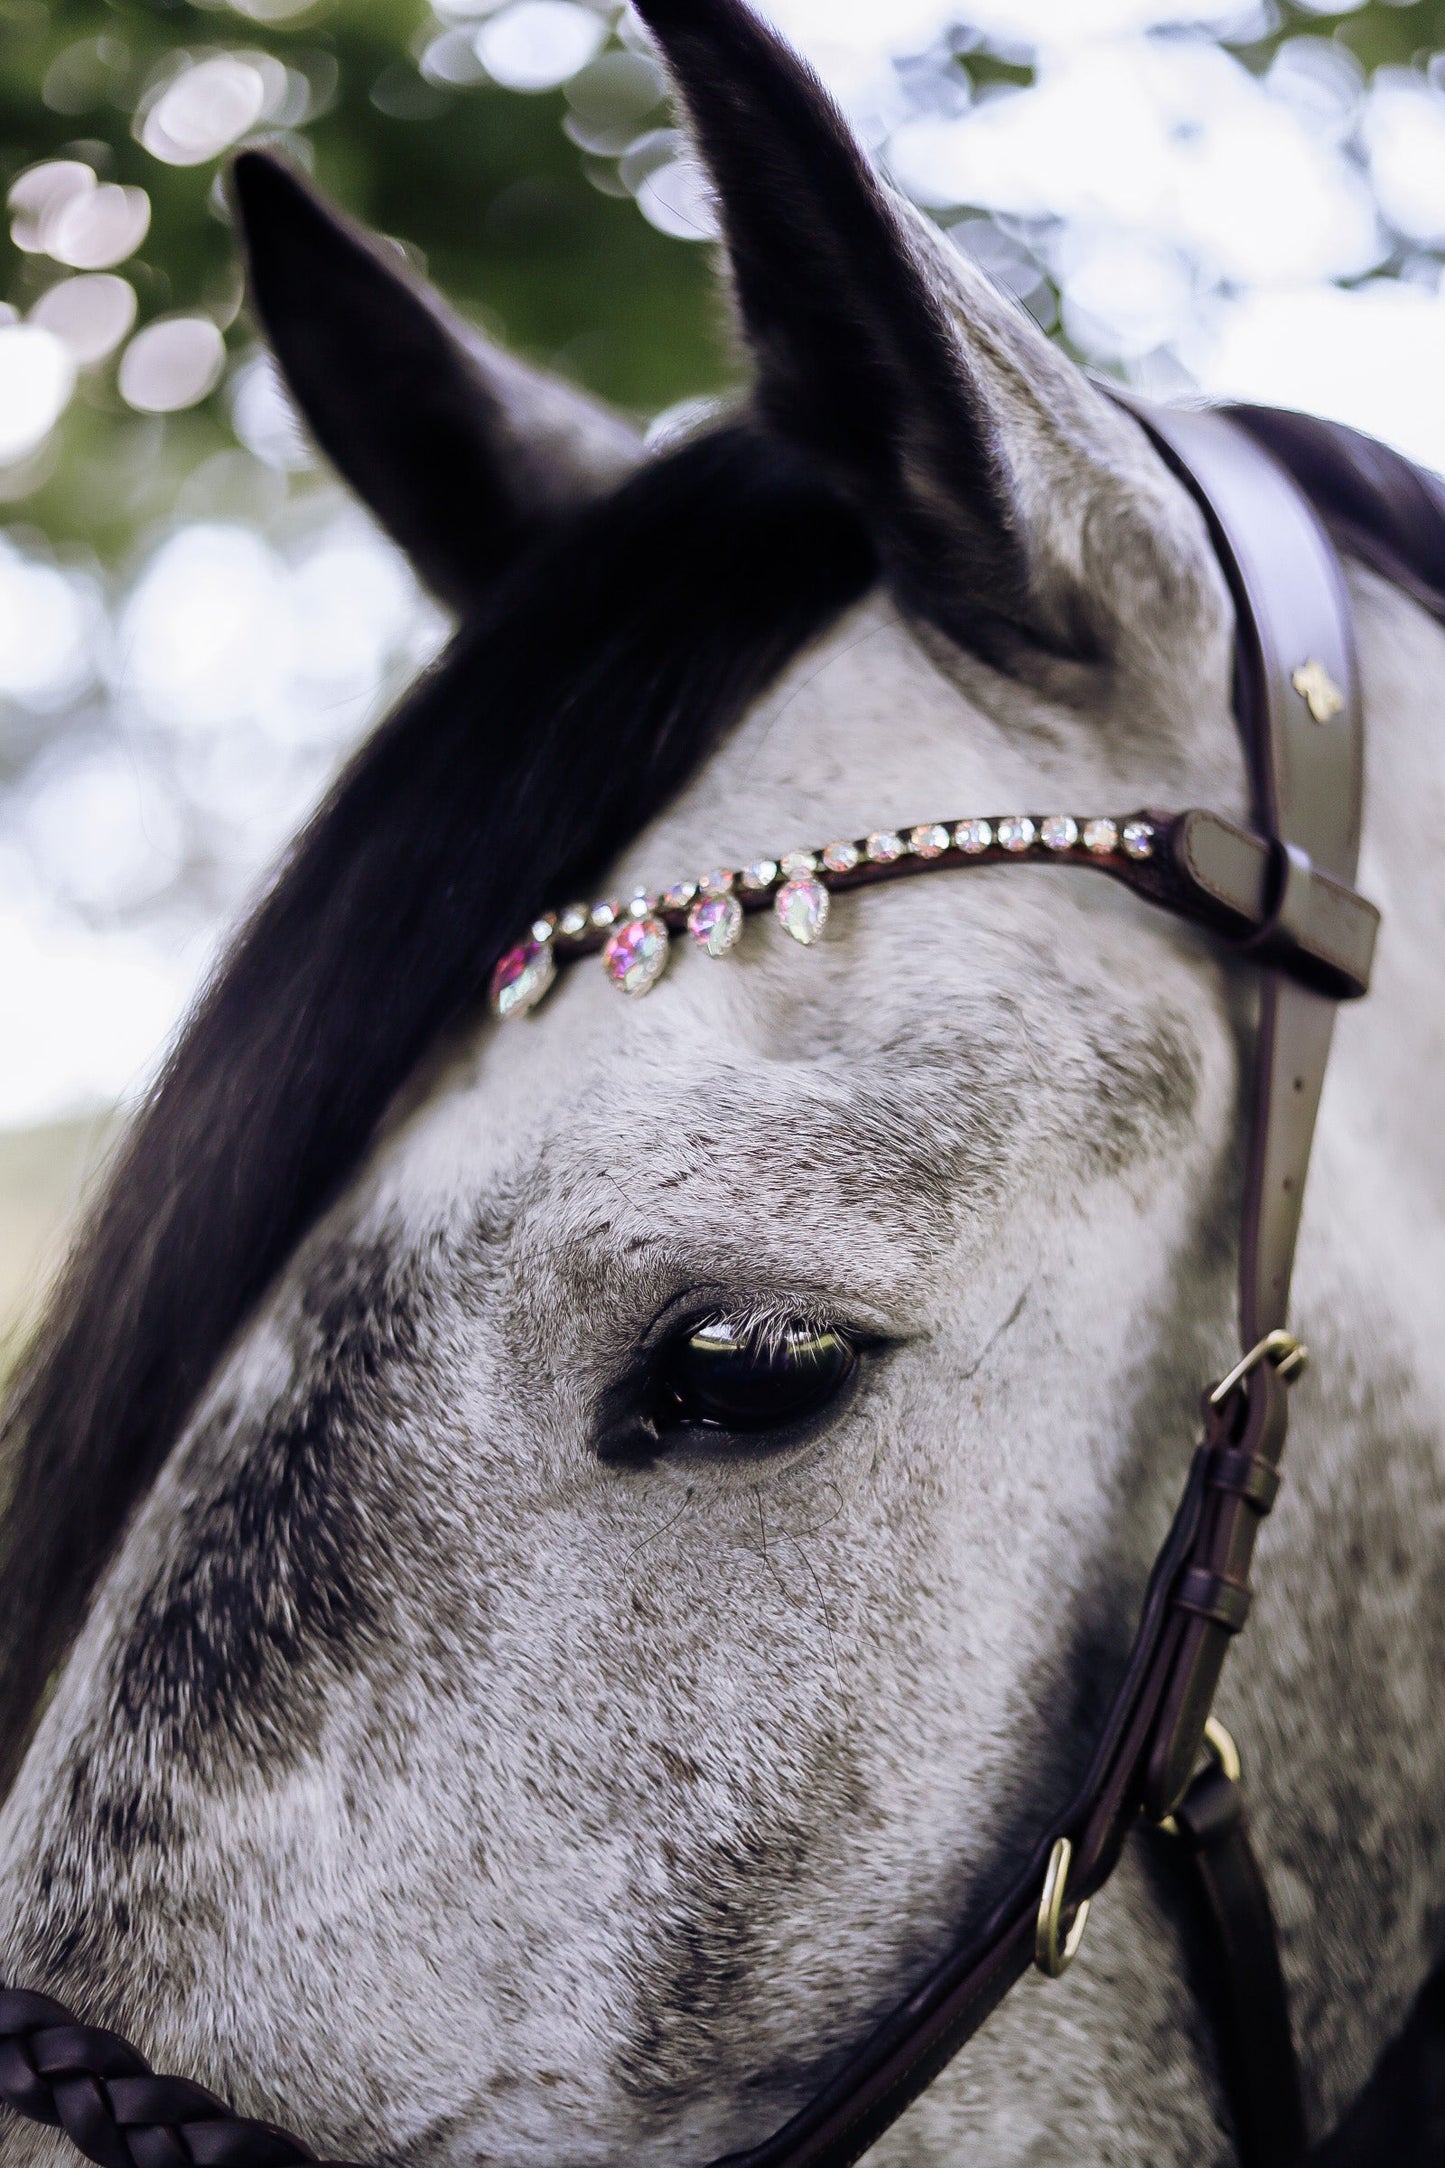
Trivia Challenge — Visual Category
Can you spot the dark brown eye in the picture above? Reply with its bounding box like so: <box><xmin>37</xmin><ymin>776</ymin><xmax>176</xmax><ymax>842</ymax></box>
<box><xmin>653</xmin><ymin>1314</ymin><xmax>858</xmax><ymax>1435</ymax></box>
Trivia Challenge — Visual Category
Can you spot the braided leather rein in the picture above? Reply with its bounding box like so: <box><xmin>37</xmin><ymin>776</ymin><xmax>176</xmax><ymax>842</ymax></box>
<box><xmin>0</xmin><ymin>1988</ymin><xmax>328</xmax><ymax>2168</ymax></box>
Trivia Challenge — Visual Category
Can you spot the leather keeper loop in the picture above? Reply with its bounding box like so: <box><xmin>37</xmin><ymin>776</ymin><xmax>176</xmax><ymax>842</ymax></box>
<box><xmin>1175</xmin><ymin>1568</ymin><xmax>1253</xmax><ymax>1635</ymax></box>
<box><xmin>1236</xmin><ymin>838</ymin><xmax>1316</xmax><ymax>967</ymax></box>
<box><xmin>1204</xmin><ymin>1448</ymin><xmax>1281</xmax><ymax>1514</ymax></box>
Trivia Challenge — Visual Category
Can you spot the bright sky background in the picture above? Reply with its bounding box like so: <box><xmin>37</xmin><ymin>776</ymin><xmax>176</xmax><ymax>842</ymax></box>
<box><xmin>4</xmin><ymin>0</ymin><xmax>1444</xmax><ymax>1127</ymax></box>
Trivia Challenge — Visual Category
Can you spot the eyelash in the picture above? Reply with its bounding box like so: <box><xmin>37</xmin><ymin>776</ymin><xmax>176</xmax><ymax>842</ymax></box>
<box><xmin>596</xmin><ymin>1299</ymin><xmax>873</xmax><ymax>1463</ymax></box>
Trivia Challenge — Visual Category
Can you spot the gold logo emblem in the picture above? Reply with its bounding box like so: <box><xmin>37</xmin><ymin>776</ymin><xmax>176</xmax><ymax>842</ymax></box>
<box><xmin>1291</xmin><ymin>658</ymin><xmax>1344</xmax><ymax>724</ymax></box>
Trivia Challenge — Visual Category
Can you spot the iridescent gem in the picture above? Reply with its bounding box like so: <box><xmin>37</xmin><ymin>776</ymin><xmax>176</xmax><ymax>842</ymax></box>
<box><xmin>627</xmin><ymin>892</ymin><xmax>655</xmax><ymax>918</ymax></box>
<box><xmin>780</xmin><ymin>849</ymin><xmax>817</xmax><ymax>877</ymax></box>
<box><xmin>822</xmin><ymin>839</ymin><xmax>860</xmax><ymax>873</ymax></box>
<box><xmin>1082</xmin><ymin>819</ymin><xmax>1118</xmax><ymax>856</ymax></box>
<box><xmin>489</xmin><ymin>938</ymin><xmax>556</xmax><ymax>1021</ymax></box>
<box><xmin>742</xmin><ymin>858</ymin><xmax>779</xmax><ymax>891</ymax></box>
<box><xmin>954</xmin><ymin>819</ymin><xmax>992</xmax><ymax>855</ymax></box>
<box><xmin>1122</xmin><ymin>820</ymin><xmax>1155</xmax><ymax>860</ymax></box>
<box><xmin>603</xmin><ymin>914</ymin><xmax>670</xmax><ymax>996</ymax></box>
<box><xmin>867</xmin><ymin>830</ymin><xmax>906</xmax><ymax>864</ymax></box>
<box><xmin>591</xmin><ymin>899</ymin><xmax>620</xmax><ymax>929</ymax></box>
<box><xmin>775</xmin><ymin>875</ymin><xmax>829</xmax><ymax>945</ymax></box>
<box><xmin>910</xmin><ymin>823</ymin><xmax>951</xmax><ymax>859</ymax></box>
<box><xmin>1040</xmin><ymin>815</ymin><xmax>1078</xmax><ymax>852</ymax></box>
<box><xmin>662</xmin><ymin>878</ymin><xmax>697</xmax><ymax>910</ymax></box>
<box><xmin>997</xmin><ymin>816</ymin><xmax>1036</xmax><ymax>853</ymax></box>
<box><xmin>531</xmin><ymin>913</ymin><xmax>557</xmax><ymax>941</ymax></box>
<box><xmin>558</xmin><ymin>903</ymin><xmax>589</xmax><ymax>938</ymax></box>
<box><xmin>688</xmin><ymin>892</ymin><xmax>743</xmax><ymax>957</ymax></box>
<box><xmin>699</xmin><ymin>868</ymin><xmax>736</xmax><ymax>895</ymax></box>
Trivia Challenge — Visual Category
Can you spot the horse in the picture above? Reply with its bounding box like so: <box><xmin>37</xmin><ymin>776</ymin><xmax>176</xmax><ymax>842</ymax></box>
<box><xmin>2</xmin><ymin>2</ymin><xmax>1443</xmax><ymax>2161</ymax></box>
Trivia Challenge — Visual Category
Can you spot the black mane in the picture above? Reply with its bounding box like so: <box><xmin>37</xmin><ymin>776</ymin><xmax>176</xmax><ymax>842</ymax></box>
<box><xmin>0</xmin><ymin>424</ymin><xmax>874</xmax><ymax>1782</ymax></box>
<box><xmin>2</xmin><ymin>399</ymin><xmax>1441</xmax><ymax>1790</ymax></box>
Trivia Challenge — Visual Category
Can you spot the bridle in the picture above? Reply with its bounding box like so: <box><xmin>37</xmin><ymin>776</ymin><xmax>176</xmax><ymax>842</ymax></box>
<box><xmin>0</xmin><ymin>401</ymin><xmax>1383</xmax><ymax>2168</ymax></box>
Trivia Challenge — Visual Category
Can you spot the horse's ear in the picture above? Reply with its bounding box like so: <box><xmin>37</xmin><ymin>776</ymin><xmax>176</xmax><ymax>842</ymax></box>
<box><xmin>231</xmin><ymin>152</ymin><xmax>642</xmax><ymax>615</ymax></box>
<box><xmin>633</xmin><ymin>0</ymin><xmax>1185</xmax><ymax>662</ymax></box>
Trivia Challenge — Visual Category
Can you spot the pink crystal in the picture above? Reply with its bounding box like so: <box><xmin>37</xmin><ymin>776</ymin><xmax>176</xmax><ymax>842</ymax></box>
<box><xmin>603</xmin><ymin>913</ymin><xmax>670</xmax><ymax>996</ymax></box>
<box><xmin>490</xmin><ymin>938</ymin><xmax>556</xmax><ymax>1021</ymax></box>
<box><xmin>688</xmin><ymin>892</ymin><xmax>743</xmax><ymax>957</ymax></box>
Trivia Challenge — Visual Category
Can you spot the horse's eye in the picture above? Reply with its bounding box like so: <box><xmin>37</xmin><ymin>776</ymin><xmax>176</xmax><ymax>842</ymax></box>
<box><xmin>652</xmin><ymin>1314</ymin><xmax>858</xmax><ymax>1435</ymax></box>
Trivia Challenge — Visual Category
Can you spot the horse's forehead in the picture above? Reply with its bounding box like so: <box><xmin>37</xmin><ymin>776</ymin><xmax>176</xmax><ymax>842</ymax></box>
<box><xmin>360</xmin><ymin>591</ymin><xmax>1229</xmax><ymax>1252</ymax></box>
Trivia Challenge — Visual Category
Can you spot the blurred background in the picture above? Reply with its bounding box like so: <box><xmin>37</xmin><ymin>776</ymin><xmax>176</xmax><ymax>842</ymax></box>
<box><xmin>3</xmin><ymin>0</ymin><xmax>1445</xmax><ymax>1359</ymax></box>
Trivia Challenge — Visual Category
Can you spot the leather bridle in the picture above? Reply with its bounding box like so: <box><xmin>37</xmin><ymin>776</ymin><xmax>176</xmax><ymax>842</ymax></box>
<box><xmin>0</xmin><ymin>403</ymin><xmax>1381</xmax><ymax>2168</ymax></box>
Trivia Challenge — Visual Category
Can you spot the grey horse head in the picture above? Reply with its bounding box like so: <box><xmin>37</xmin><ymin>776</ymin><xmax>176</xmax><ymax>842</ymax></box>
<box><xmin>1</xmin><ymin>4</ymin><xmax>1441</xmax><ymax>2163</ymax></box>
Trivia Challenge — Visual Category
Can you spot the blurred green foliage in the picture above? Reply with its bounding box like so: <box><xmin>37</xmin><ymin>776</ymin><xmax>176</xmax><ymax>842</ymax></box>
<box><xmin>0</xmin><ymin>0</ymin><xmax>725</xmax><ymax>556</ymax></box>
<box><xmin>2</xmin><ymin>0</ymin><xmax>1445</xmax><ymax>564</ymax></box>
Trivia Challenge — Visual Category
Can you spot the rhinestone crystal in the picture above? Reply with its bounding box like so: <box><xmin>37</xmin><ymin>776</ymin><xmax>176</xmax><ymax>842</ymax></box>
<box><xmin>490</xmin><ymin>938</ymin><xmax>556</xmax><ymax>1021</ymax></box>
<box><xmin>1122</xmin><ymin>820</ymin><xmax>1155</xmax><ymax>860</ymax></box>
<box><xmin>699</xmin><ymin>868</ymin><xmax>736</xmax><ymax>895</ymax></box>
<box><xmin>688</xmin><ymin>892</ymin><xmax>743</xmax><ymax>957</ymax></box>
<box><xmin>662</xmin><ymin>879</ymin><xmax>698</xmax><ymax>910</ymax></box>
<box><xmin>1040</xmin><ymin>815</ymin><xmax>1078</xmax><ymax>852</ymax></box>
<box><xmin>997</xmin><ymin>816</ymin><xmax>1036</xmax><ymax>853</ymax></box>
<box><xmin>822</xmin><ymin>839</ymin><xmax>860</xmax><ymax>873</ymax></box>
<box><xmin>954</xmin><ymin>818</ymin><xmax>993</xmax><ymax>854</ymax></box>
<box><xmin>742</xmin><ymin>858</ymin><xmax>779</xmax><ymax>891</ymax></box>
<box><xmin>603</xmin><ymin>914</ymin><xmax>670</xmax><ymax>996</ymax></box>
<box><xmin>780</xmin><ymin>849</ymin><xmax>817</xmax><ymax>877</ymax></box>
<box><xmin>910</xmin><ymin>823</ymin><xmax>951</xmax><ymax>859</ymax></box>
<box><xmin>867</xmin><ymin>830</ymin><xmax>906</xmax><ymax>864</ymax></box>
<box><xmin>627</xmin><ymin>892</ymin><xmax>655</xmax><ymax>918</ymax></box>
<box><xmin>1082</xmin><ymin>819</ymin><xmax>1118</xmax><ymax>856</ymax></box>
<box><xmin>590</xmin><ymin>900</ymin><xmax>620</xmax><ymax>929</ymax></box>
<box><xmin>775</xmin><ymin>875</ymin><xmax>829</xmax><ymax>945</ymax></box>
<box><xmin>531</xmin><ymin>913</ymin><xmax>557</xmax><ymax>941</ymax></box>
<box><xmin>558</xmin><ymin>903</ymin><xmax>589</xmax><ymax>938</ymax></box>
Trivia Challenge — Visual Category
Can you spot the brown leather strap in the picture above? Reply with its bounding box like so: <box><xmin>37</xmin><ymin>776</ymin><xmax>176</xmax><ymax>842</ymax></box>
<box><xmin>1127</xmin><ymin>403</ymin><xmax>1363</xmax><ymax>1340</ymax></box>
<box><xmin>1160</xmin><ymin>1763</ymin><xmax>1308</xmax><ymax>2168</ymax></box>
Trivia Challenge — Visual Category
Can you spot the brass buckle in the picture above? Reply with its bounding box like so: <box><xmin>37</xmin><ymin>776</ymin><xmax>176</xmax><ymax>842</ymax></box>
<box><xmin>1034</xmin><ymin>1835</ymin><xmax>1091</xmax><ymax>1979</ymax></box>
<box><xmin>1208</xmin><ymin>1329</ymin><xmax>1306</xmax><ymax>1408</ymax></box>
<box><xmin>1157</xmin><ymin>1716</ymin><xmax>1242</xmax><ymax>1837</ymax></box>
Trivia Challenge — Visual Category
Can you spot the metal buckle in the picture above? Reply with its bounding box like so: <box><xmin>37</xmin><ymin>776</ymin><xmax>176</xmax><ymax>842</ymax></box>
<box><xmin>1208</xmin><ymin>1328</ymin><xmax>1307</xmax><ymax>1408</ymax></box>
<box><xmin>1157</xmin><ymin>1716</ymin><xmax>1242</xmax><ymax>1837</ymax></box>
<box><xmin>1034</xmin><ymin>1836</ymin><xmax>1091</xmax><ymax>1979</ymax></box>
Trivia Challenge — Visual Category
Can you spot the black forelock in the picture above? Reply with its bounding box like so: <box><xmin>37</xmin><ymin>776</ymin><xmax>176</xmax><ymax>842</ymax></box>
<box><xmin>0</xmin><ymin>422</ymin><xmax>875</xmax><ymax>1786</ymax></box>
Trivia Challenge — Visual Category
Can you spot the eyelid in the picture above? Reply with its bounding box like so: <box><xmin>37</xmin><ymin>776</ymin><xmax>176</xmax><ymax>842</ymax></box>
<box><xmin>636</xmin><ymin>1282</ymin><xmax>895</xmax><ymax>1361</ymax></box>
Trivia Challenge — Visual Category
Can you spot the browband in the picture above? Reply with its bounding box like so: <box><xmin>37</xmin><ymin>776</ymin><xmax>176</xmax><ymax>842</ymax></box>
<box><xmin>0</xmin><ymin>404</ymin><xmax>1378</xmax><ymax>2168</ymax></box>
<box><xmin>488</xmin><ymin>802</ymin><xmax>1377</xmax><ymax>1021</ymax></box>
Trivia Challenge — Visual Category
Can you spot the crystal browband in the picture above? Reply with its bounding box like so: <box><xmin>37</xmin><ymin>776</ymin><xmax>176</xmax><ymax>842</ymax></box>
<box><xmin>489</xmin><ymin>807</ymin><xmax>1379</xmax><ymax>1020</ymax></box>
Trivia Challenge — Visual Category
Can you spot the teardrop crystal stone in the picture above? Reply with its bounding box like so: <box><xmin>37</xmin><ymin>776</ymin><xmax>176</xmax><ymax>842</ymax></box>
<box><xmin>774</xmin><ymin>875</ymin><xmax>829</xmax><ymax>946</ymax></box>
<box><xmin>490</xmin><ymin>938</ymin><xmax>556</xmax><ymax>1020</ymax></box>
<box><xmin>603</xmin><ymin>913</ymin><xmax>670</xmax><ymax>996</ymax></box>
<box><xmin>688</xmin><ymin>892</ymin><xmax>743</xmax><ymax>957</ymax></box>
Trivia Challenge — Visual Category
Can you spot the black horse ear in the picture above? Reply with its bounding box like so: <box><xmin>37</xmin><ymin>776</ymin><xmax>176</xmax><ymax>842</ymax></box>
<box><xmin>231</xmin><ymin>152</ymin><xmax>642</xmax><ymax>615</ymax></box>
<box><xmin>632</xmin><ymin>0</ymin><xmax>1180</xmax><ymax>661</ymax></box>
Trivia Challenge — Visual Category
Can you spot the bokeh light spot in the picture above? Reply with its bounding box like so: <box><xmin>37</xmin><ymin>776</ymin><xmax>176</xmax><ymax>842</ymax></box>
<box><xmin>30</xmin><ymin>275</ymin><xmax>138</xmax><ymax>366</ymax></box>
<box><xmin>118</xmin><ymin>316</ymin><xmax>226</xmax><ymax>413</ymax></box>
<box><xmin>0</xmin><ymin>327</ymin><xmax>76</xmax><ymax>465</ymax></box>
<box><xmin>46</xmin><ymin>183</ymin><xmax>152</xmax><ymax>271</ymax></box>
<box><xmin>475</xmin><ymin>2</ymin><xmax>608</xmax><ymax>93</ymax></box>
<box><xmin>139</xmin><ymin>54</ymin><xmax>270</xmax><ymax>166</ymax></box>
<box><xmin>8</xmin><ymin>161</ymin><xmax>97</xmax><ymax>254</ymax></box>
<box><xmin>0</xmin><ymin>547</ymin><xmax>97</xmax><ymax>710</ymax></box>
